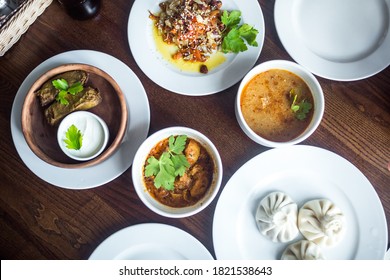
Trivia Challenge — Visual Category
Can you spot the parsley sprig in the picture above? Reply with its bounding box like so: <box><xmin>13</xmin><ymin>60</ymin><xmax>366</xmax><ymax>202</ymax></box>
<box><xmin>290</xmin><ymin>88</ymin><xmax>313</xmax><ymax>120</ymax></box>
<box><xmin>144</xmin><ymin>135</ymin><xmax>190</xmax><ymax>191</ymax></box>
<box><xmin>64</xmin><ymin>124</ymin><xmax>83</xmax><ymax>150</ymax></box>
<box><xmin>221</xmin><ymin>10</ymin><xmax>259</xmax><ymax>53</ymax></box>
<box><xmin>52</xmin><ymin>78</ymin><xmax>84</xmax><ymax>105</ymax></box>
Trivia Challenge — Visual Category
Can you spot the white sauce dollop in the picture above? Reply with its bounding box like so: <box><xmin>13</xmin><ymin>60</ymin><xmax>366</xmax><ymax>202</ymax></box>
<box><xmin>57</xmin><ymin>111</ymin><xmax>109</xmax><ymax>161</ymax></box>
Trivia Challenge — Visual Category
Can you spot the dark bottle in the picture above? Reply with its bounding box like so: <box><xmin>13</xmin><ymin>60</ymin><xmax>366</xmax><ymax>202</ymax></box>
<box><xmin>58</xmin><ymin>0</ymin><xmax>101</xmax><ymax>20</ymax></box>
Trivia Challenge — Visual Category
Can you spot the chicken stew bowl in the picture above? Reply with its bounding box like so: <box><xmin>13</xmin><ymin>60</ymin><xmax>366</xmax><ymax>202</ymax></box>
<box><xmin>132</xmin><ymin>126</ymin><xmax>223</xmax><ymax>218</ymax></box>
<box><xmin>21</xmin><ymin>63</ymin><xmax>128</xmax><ymax>169</ymax></box>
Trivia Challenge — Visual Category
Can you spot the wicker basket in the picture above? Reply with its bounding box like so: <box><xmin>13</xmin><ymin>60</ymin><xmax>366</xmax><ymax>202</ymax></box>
<box><xmin>0</xmin><ymin>0</ymin><xmax>52</xmax><ymax>56</ymax></box>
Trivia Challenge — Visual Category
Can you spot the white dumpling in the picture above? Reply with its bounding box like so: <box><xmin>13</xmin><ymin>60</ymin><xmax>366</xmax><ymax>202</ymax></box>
<box><xmin>255</xmin><ymin>191</ymin><xmax>299</xmax><ymax>242</ymax></box>
<box><xmin>298</xmin><ymin>199</ymin><xmax>345</xmax><ymax>247</ymax></box>
<box><xmin>281</xmin><ymin>240</ymin><xmax>325</xmax><ymax>260</ymax></box>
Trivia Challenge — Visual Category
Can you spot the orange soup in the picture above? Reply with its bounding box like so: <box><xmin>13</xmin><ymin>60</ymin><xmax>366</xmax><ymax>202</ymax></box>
<box><xmin>240</xmin><ymin>69</ymin><xmax>314</xmax><ymax>142</ymax></box>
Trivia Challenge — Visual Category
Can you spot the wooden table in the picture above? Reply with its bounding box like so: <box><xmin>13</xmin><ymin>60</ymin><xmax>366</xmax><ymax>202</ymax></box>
<box><xmin>0</xmin><ymin>1</ymin><xmax>389</xmax><ymax>259</ymax></box>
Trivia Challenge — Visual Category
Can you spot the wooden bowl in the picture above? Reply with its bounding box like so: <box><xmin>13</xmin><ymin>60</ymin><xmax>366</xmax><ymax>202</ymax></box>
<box><xmin>21</xmin><ymin>63</ymin><xmax>128</xmax><ymax>169</ymax></box>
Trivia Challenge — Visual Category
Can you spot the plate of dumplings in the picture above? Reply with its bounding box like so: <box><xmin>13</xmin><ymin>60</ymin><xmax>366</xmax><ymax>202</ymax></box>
<box><xmin>212</xmin><ymin>145</ymin><xmax>388</xmax><ymax>259</ymax></box>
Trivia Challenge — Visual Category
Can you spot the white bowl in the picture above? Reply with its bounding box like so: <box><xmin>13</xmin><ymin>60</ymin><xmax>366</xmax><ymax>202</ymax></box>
<box><xmin>235</xmin><ymin>60</ymin><xmax>325</xmax><ymax>147</ymax></box>
<box><xmin>57</xmin><ymin>111</ymin><xmax>109</xmax><ymax>161</ymax></box>
<box><xmin>131</xmin><ymin>126</ymin><xmax>223</xmax><ymax>218</ymax></box>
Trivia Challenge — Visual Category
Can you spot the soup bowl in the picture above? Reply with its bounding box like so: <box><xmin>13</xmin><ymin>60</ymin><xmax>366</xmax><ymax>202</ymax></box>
<box><xmin>235</xmin><ymin>60</ymin><xmax>324</xmax><ymax>147</ymax></box>
<box><xmin>132</xmin><ymin>126</ymin><xmax>223</xmax><ymax>218</ymax></box>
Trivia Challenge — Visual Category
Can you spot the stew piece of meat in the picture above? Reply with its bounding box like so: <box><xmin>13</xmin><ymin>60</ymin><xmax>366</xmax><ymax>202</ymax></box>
<box><xmin>144</xmin><ymin>136</ymin><xmax>214</xmax><ymax>208</ymax></box>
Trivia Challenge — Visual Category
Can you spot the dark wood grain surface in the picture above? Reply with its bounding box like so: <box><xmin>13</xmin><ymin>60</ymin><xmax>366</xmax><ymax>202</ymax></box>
<box><xmin>0</xmin><ymin>0</ymin><xmax>389</xmax><ymax>259</ymax></box>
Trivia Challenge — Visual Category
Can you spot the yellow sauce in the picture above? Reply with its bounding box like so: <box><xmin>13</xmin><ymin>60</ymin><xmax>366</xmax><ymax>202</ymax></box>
<box><xmin>152</xmin><ymin>25</ymin><xmax>226</xmax><ymax>73</ymax></box>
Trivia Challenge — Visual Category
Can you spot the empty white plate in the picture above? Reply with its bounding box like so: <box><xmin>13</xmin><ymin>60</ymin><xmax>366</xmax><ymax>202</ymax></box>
<box><xmin>274</xmin><ymin>0</ymin><xmax>390</xmax><ymax>81</ymax></box>
<box><xmin>89</xmin><ymin>223</ymin><xmax>214</xmax><ymax>260</ymax></box>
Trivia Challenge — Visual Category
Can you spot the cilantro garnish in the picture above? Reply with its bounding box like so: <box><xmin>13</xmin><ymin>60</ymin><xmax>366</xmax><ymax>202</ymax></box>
<box><xmin>144</xmin><ymin>135</ymin><xmax>190</xmax><ymax>191</ymax></box>
<box><xmin>290</xmin><ymin>88</ymin><xmax>313</xmax><ymax>120</ymax></box>
<box><xmin>64</xmin><ymin>124</ymin><xmax>83</xmax><ymax>150</ymax></box>
<box><xmin>52</xmin><ymin>78</ymin><xmax>84</xmax><ymax>105</ymax></box>
<box><xmin>221</xmin><ymin>10</ymin><xmax>259</xmax><ymax>53</ymax></box>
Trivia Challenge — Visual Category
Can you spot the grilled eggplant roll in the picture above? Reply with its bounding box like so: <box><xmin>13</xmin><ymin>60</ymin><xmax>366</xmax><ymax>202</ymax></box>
<box><xmin>36</xmin><ymin>70</ymin><xmax>89</xmax><ymax>106</ymax></box>
<box><xmin>44</xmin><ymin>86</ymin><xmax>102</xmax><ymax>125</ymax></box>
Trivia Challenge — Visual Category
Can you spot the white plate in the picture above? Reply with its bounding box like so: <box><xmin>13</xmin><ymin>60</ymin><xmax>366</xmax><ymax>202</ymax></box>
<box><xmin>128</xmin><ymin>0</ymin><xmax>264</xmax><ymax>95</ymax></box>
<box><xmin>10</xmin><ymin>50</ymin><xmax>150</xmax><ymax>189</ymax></box>
<box><xmin>385</xmin><ymin>248</ymin><xmax>390</xmax><ymax>260</ymax></box>
<box><xmin>274</xmin><ymin>0</ymin><xmax>390</xmax><ymax>81</ymax></box>
<box><xmin>213</xmin><ymin>145</ymin><xmax>388</xmax><ymax>259</ymax></box>
<box><xmin>89</xmin><ymin>223</ymin><xmax>214</xmax><ymax>259</ymax></box>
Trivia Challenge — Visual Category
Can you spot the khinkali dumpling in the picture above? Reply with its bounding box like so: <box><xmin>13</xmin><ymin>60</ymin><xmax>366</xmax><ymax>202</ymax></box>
<box><xmin>255</xmin><ymin>192</ymin><xmax>299</xmax><ymax>242</ymax></box>
<box><xmin>298</xmin><ymin>199</ymin><xmax>345</xmax><ymax>247</ymax></box>
<box><xmin>281</xmin><ymin>240</ymin><xmax>325</xmax><ymax>260</ymax></box>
